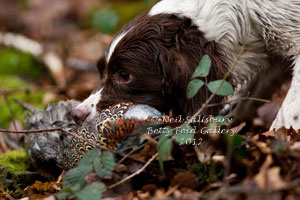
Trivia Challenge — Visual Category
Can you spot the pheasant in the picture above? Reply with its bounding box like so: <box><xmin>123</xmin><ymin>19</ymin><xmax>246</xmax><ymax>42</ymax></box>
<box><xmin>22</xmin><ymin>101</ymin><xmax>162</xmax><ymax>170</ymax></box>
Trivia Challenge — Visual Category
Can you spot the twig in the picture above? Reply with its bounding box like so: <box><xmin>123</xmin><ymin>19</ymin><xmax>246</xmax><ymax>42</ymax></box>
<box><xmin>2</xmin><ymin>91</ymin><xmax>20</xmax><ymax>139</ymax></box>
<box><xmin>0</xmin><ymin>128</ymin><xmax>62</xmax><ymax>134</ymax></box>
<box><xmin>14</xmin><ymin>99</ymin><xmax>41</xmax><ymax>114</ymax></box>
<box><xmin>103</xmin><ymin>153</ymin><xmax>158</xmax><ymax>192</ymax></box>
<box><xmin>206</xmin><ymin>97</ymin><xmax>270</xmax><ymax>108</ymax></box>
<box><xmin>3</xmin><ymin>97</ymin><xmax>18</xmax><ymax>131</ymax></box>
<box><xmin>118</xmin><ymin>144</ymin><xmax>145</xmax><ymax>164</ymax></box>
<box><xmin>0</xmin><ymin>88</ymin><xmax>30</xmax><ymax>96</ymax></box>
<box><xmin>4</xmin><ymin>193</ymin><xmax>15</xmax><ymax>200</ymax></box>
<box><xmin>118</xmin><ymin>135</ymin><xmax>159</xmax><ymax>164</ymax></box>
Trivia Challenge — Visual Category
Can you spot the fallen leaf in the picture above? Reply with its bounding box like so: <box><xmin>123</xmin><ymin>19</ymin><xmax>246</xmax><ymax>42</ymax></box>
<box><xmin>290</xmin><ymin>142</ymin><xmax>300</xmax><ymax>151</ymax></box>
<box><xmin>171</xmin><ymin>171</ymin><xmax>199</xmax><ymax>189</ymax></box>
<box><xmin>255</xmin><ymin>167</ymin><xmax>287</xmax><ymax>190</ymax></box>
<box><xmin>142</xmin><ymin>184</ymin><xmax>157</xmax><ymax>196</ymax></box>
<box><xmin>254</xmin><ymin>155</ymin><xmax>288</xmax><ymax>190</ymax></box>
<box><xmin>23</xmin><ymin>181</ymin><xmax>62</xmax><ymax>197</ymax></box>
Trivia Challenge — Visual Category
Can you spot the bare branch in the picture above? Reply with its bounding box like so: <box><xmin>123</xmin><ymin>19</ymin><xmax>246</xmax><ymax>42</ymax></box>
<box><xmin>206</xmin><ymin>97</ymin><xmax>270</xmax><ymax>108</ymax></box>
<box><xmin>103</xmin><ymin>153</ymin><xmax>158</xmax><ymax>192</ymax></box>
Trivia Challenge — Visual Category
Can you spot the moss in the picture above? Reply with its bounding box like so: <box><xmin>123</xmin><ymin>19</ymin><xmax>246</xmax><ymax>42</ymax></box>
<box><xmin>0</xmin><ymin>150</ymin><xmax>46</xmax><ymax>198</ymax></box>
<box><xmin>0</xmin><ymin>48</ymin><xmax>43</xmax><ymax>80</ymax></box>
<box><xmin>111</xmin><ymin>1</ymin><xmax>152</xmax><ymax>31</ymax></box>
<box><xmin>111</xmin><ymin>0</ymin><xmax>159</xmax><ymax>31</ymax></box>
<box><xmin>188</xmin><ymin>163</ymin><xmax>224</xmax><ymax>184</ymax></box>
<box><xmin>18</xmin><ymin>0</ymin><xmax>30</xmax><ymax>9</ymax></box>
<box><xmin>0</xmin><ymin>74</ymin><xmax>27</xmax><ymax>90</ymax></box>
<box><xmin>0</xmin><ymin>149</ymin><xmax>30</xmax><ymax>173</ymax></box>
<box><xmin>0</xmin><ymin>75</ymin><xmax>45</xmax><ymax>128</ymax></box>
<box><xmin>0</xmin><ymin>149</ymin><xmax>31</xmax><ymax>198</ymax></box>
<box><xmin>0</xmin><ymin>181</ymin><xmax>24</xmax><ymax>198</ymax></box>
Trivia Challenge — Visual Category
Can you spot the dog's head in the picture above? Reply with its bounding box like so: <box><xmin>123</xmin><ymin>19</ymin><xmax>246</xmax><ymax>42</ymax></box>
<box><xmin>71</xmin><ymin>11</ymin><xmax>228</xmax><ymax>124</ymax></box>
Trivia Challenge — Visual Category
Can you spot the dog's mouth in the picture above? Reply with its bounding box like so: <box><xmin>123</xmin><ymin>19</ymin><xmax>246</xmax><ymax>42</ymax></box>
<box><xmin>71</xmin><ymin>88</ymin><xmax>103</xmax><ymax>125</ymax></box>
<box><xmin>72</xmin><ymin>102</ymin><xmax>162</xmax><ymax>135</ymax></box>
<box><xmin>72</xmin><ymin>97</ymin><xmax>163</xmax><ymax>127</ymax></box>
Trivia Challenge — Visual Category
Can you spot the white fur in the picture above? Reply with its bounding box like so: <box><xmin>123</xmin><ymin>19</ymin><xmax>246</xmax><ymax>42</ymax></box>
<box><xmin>150</xmin><ymin>0</ymin><xmax>274</xmax><ymax>82</ymax></box>
<box><xmin>106</xmin><ymin>29</ymin><xmax>132</xmax><ymax>63</ymax></box>
<box><xmin>75</xmin><ymin>88</ymin><xmax>103</xmax><ymax>120</ymax></box>
<box><xmin>270</xmin><ymin>56</ymin><xmax>300</xmax><ymax>130</ymax></box>
<box><xmin>151</xmin><ymin>0</ymin><xmax>300</xmax><ymax>130</ymax></box>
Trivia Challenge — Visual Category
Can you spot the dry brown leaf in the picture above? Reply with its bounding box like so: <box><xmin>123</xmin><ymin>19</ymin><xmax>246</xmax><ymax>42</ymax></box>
<box><xmin>171</xmin><ymin>171</ymin><xmax>199</xmax><ymax>189</ymax></box>
<box><xmin>231</xmin><ymin>122</ymin><xmax>246</xmax><ymax>134</ymax></box>
<box><xmin>23</xmin><ymin>181</ymin><xmax>62</xmax><ymax>197</ymax></box>
<box><xmin>164</xmin><ymin>185</ymin><xmax>179</xmax><ymax>197</ymax></box>
<box><xmin>288</xmin><ymin>128</ymin><xmax>300</xmax><ymax>141</ymax></box>
<box><xmin>136</xmin><ymin>190</ymin><xmax>151</xmax><ymax>199</ymax></box>
<box><xmin>254</xmin><ymin>155</ymin><xmax>287</xmax><ymax>190</ymax></box>
<box><xmin>132</xmin><ymin>142</ymin><xmax>157</xmax><ymax>162</ymax></box>
<box><xmin>0</xmin><ymin>189</ymin><xmax>14</xmax><ymax>200</ymax></box>
<box><xmin>154</xmin><ymin>188</ymin><xmax>167</xmax><ymax>198</ymax></box>
<box><xmin>255</xmin><ymin>167</ymin><xmax>287</xmax><ymax>190</ymax></box>
<box><xmin>252</xmin><ymin>130</ymin><xmax>275</xmax><ymax>141</ymax></box>
<box><xmin>275</xmin><ymin>127</ymin><xmax>290</xmax><ymax>140</ymax></box>
<box><xmin>290</xmin><ymin>142</ymin><xmax>300</xmax><ymax>151</ymax></box>
<box><xmin>142</xmin><ymin>184</ymin><xmax>157</xmax><ymax>196</ymax></box>
<box><xmin>255</xmin><ymin>141</ymin><xmax>272</xmax><ymax>154</ymax></box>
<box><xmin>42</xmin><ymin>195</ymin><xmax>56</xmax><ymax>200</ymax></box>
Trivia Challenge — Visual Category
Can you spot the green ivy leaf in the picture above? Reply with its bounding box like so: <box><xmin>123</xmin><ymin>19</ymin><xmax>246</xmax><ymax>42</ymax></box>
<box><xmin>187</xmin><ymin>79</ymin><xmax>205</xmax><ymax>99</ymax></box>
<box><xmin>93</xmin><ymin>157</ymin><xmax>104</xmax><ymax>178</ymax></box>
<box><xmin>157</xmin><ymin>126</ymin><xmax>172</xmax><ymax>146</ymax></box>
<box><xmin>227</xmin><ymin>135</ymin><xmax>246</xmax><ymax>158</ymax></box>
<box><xmin>76</xmin><ymin>183</ymin><xmax>106</xmax><ymax>200</ymax></box>
<box><xmin>207</xmin><ymin>80</ymin><xmax>234</xmax><ymax>96</ymax></box>
<box><xmin>78</xmin><ymin>149</ymin><xmax>100</xmax><ymax>167</ymax></box>
<box><xmin>91</xmin><ymin>7</ymin><xmax>119</xmax><ymax>34</ymax></box>
<box><xmin>157</xmin><ymin>132</ymin><xmax>167</xmax><ymax>148</ymax></box>
<box><xmin>273</xmin><ymin>142</ymin><xmax>285</xmax><ymax>155</ymax></box>
<box><xmin>191</xmin><ymin>55</ymin><xmax>211</xmax><ymax>78</ymax></box>
<box><xmin>55</xmin><ymin>188</ymin><xmax>73</xmax><ymax>200</ymax></box>
<box><xmin>157</xmin><ymin>136</ymin><xmax>172</xmax><ymax>171</ymax></box>
<box><xmin>93</xmin><ymin>152</ymin><xmax>115</xmax><ymax>178</ymax></box>
<box><xmin>62</xmin><ymin>165</ymin><xmax>93</xmax><ymax>189</ymax></box>
<box><xmin>71</xmin><ymin>183</ymin><xmax>82</xmax><ymax>193</ymax></box>
<box><xmin>101</xmin><ymin>152</ymin><xmax>115</xmax><ymax>171</ymax></box>
<box><xmin>174</xmin><ymin>124</ymin><xmax>195</xmax><ymax>144</ymax></box>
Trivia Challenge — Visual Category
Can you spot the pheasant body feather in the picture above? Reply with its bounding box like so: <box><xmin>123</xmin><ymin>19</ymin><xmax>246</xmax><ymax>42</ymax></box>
<box><xmin>23</xmin><ymin>101</ymin><xmax>161</xmax><ymax>170</ymax></box>
<box><xmin>62</xmin><ymin>103</ymin><xmax>161</xmax><ymax>169</ymax></box>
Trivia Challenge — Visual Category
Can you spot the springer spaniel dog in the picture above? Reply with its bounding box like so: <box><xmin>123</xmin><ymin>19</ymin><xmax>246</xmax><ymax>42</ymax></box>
<box><xmin>71</xmin><ymin>0</ymin><xmax>300</xmax><ymax>130</ymax></box>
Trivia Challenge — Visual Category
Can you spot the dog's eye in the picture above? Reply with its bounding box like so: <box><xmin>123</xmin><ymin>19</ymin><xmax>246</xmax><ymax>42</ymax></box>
<box><xmin>119</xmin><ymin>71</ymin><xmax>130</xmax><ymax>81</ymax></box>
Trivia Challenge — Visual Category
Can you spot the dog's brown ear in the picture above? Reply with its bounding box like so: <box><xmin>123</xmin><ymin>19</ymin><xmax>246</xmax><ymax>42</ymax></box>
<box><xmin>155</xmin><ymin>47</ymin><xmax>196</xmax><ymax>116</ymax></box>
<box><xmin>96</xmin><ymin>56</ymin><xmax>106</xmax><ymax>78</ymax></box>
<box><xmin>156</xmin><ymin>41</ymin><xmax>229</xmax><ymax>117</ymax></box>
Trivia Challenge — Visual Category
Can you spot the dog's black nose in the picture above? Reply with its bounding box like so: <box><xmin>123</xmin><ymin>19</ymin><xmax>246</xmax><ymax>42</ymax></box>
<box><xmin>71</xmin><ymin>107</ymin><xmax>90</xmax><ymax>124</ymax></box>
